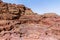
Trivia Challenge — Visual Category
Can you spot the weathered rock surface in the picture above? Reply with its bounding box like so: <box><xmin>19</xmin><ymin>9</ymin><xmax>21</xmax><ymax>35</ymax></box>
<box><xmin>0</xmin><ymin>0</ymin><xmax>60</xmax><ymax>40</ymax></box>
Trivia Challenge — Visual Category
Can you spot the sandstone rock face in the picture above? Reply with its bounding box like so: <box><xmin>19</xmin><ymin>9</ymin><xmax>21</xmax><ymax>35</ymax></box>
<box><xmin>0</xmin><ymin>0</ymin><xmax>34</xmax><ymax>20</ymax></box>
<box><xmin>0</xmin><ymin>0</ymin><xmax>60</xmax><ymax>40</ymax></box>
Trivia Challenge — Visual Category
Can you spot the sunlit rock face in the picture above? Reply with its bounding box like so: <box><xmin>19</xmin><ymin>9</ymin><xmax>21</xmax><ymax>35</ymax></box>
<box><xmin>0</xmin><ymin>0</ymin><xmax>60</xmax><ymax>40</ymax></box>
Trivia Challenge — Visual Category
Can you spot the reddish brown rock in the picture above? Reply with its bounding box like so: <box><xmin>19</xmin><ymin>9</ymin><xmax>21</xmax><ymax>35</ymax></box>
<box><xmin>0</xmin><ymin>0</ymin><xmax>60</xmax><ymax>40</ymax></box>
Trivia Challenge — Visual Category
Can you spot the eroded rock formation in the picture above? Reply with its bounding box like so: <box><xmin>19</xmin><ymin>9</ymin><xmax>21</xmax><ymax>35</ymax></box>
<box><xmin>0</xmin><ymin>0</ymin><xmax>60</xmax><ymax>40</ymax></box>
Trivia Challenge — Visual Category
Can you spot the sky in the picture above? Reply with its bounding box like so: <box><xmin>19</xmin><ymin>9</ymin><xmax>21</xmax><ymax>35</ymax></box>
<box><xmin>2</xmin><ymin>0</ymin><xmax>60</xmax><ymax>15</ymax></box>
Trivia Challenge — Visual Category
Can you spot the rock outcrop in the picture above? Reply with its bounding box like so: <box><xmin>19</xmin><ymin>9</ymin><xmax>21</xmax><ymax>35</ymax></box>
<box><xmin>0</xmin><ymin>0</ymin><xmax>60</xmax><ymax>40</ymax></box>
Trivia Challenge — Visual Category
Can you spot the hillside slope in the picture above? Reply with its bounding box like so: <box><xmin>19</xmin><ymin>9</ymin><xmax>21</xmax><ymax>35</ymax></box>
<box><xmin>0</xmin><ymin>0</ymin><xmax>60</xmax><ymax>40</ymax></box>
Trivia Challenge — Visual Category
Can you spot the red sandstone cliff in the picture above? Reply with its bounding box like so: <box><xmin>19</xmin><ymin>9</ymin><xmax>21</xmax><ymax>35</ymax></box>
<box><xmin>0</xmin><ymin>0</ymin><xmax>60</xmax><ymax>40</ymax></box>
